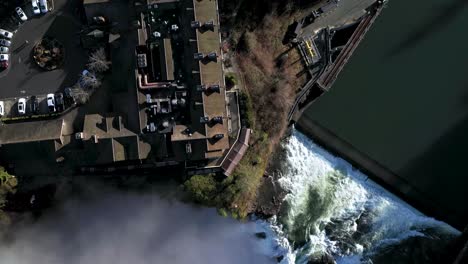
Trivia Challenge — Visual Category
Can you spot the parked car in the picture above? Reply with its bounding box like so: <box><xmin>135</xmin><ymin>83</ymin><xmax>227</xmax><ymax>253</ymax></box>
<box><xmin>0</xmin><ymin>61</ymin><xmax>8</xmax><ymax>69</ymax></box>
<box><xmin>0</xmin><ymin>101</ymin><xmax>4</xmax><ymax>116</ymax></box>
<box><xmin>79</xmin><ymin>69</ymin><xmax>96</xmax><ymax>87</ymax></box>
<box><xmin>64</xmin><ymin>87</ymin><xmax>73</xmax><ymax>98</ymax></box>
<box><xmin>39</xmin><ymin>0</ymin><xmax>48</xmax><ymax>13</ymax></box>
<box><xmin>30</xmin><ymin>95</ymin><xmax>39</xmax><ymax>114</ymax></box>
<box><xmin>0</xmin><ymin>54</ymin><xmax>9</xmax><ymax>61</ymax></box>
<box><xmin>47</xmin><ymin>93</ymin><xmax>55</xmax><ymax>112</ymax></box>
<box><xmin>18</xmin><ymin>98</ymin><xmax>26</xmax><ymax>115</ymax></box>
<box><xmin>64</xmin><ymin>87</ymin><xmax>76</xmax><ymax>105</ymax></box>
<box><xmin>32</xmin><ymin>0</ymin><xmax>41</xmax><ymax>15</ymax></box>
<box><xmin>0</xmin><ymin>29</ymin><xmax>13</xmax><ymax>39</ymax></box>
<box><xmin>82</xmin><ymin>69</ymin><xmax>92</xmax><ymax>77</ymax></box>
<box><xmin>0</xmin><ymin>39</ymin><xmax>12</xmax><ymax>47</ymax></box>
<box><xmin>15</xmin><ymin>7</ymin><xmax>28</xmax><ymax>22</ymax></box>
<box><xmin>55</xmin><ymin>93</ymin><xmax>64</xmax><ymax>112</ymax></box>
<box><xmin>0</xmin><ymin>46</ymin><xmax>8</xmax><ymax>53</ymax></box>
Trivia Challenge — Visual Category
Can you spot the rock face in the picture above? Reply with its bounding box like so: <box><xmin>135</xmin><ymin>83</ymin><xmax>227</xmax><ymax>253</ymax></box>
<box><xmin>255</xmin><ymin>232</ymin><xmax>267</xmax><ymax>239</ymax></box>
<box><xmin>307</xmin><ymin>253</ymin><xmax>336</xmax><ymax>264</ymax></box>
<box><xmin>252</xmin><ymin>142</ymin><xmax>289</xmax><ymax>218</ymax></box>
<box><xmin>253</xmin><ymin>175</ymin><xmax>287</xmax><ymax>218</ymax></box>
<box><xmin>370</xmin><ymin>234</ymin><xmax>455</xmax><ymax>264</ymax></box>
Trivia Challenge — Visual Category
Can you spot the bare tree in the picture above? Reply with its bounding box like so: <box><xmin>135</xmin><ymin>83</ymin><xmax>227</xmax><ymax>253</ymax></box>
<box><xmin>87</xmin><ymin>48</ymin><xmax>111</xmax><ymax>73</ymax></box>
<box><xmin>71</xmin><ymin>86</ymin><xmax>90</xmax><ymax>105</ymax></box>
<box><xmin>80</xmin><ymin>72</ymin><xmax>101</xmax><ymax>90</ymax></box>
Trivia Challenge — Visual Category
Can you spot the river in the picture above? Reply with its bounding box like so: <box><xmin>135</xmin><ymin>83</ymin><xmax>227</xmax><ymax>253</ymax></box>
<box><xmin>257</xmin><ymin>129</ymin><xmax>460</xmax><ymax>263</ymax></box>
<box><xmin>299</xmin><ymin>0</ymin><xmax>468</xmax><ymax>227</ymax></box>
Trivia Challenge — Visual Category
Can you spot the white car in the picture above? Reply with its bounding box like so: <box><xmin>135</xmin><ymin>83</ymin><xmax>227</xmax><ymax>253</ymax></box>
<box><xmin>18</xmin><ymin>98</ymin><xmax>26</xmax><ymax>115</ymax></box>
<box><xmin>47</xmin><ymin>93</ymin><xmax>55</xmax><ymax>112</ymax></box>
<box><xmin>32</xmin><ymin>0</ymin><xmax>40</xmax><ymax>15</ymax></box>
<box><xmin>0</xmin><ymin>29</ymin><xmax>13</xmax><ymax>39</ymax></box>
<box><xmin>0</xmin><ymin>101</ymin><xmax>4</xmax><ymax>116</ymax></box>
<box><xmin>0</xmin><ymin>54</ymin><xmax>9</xmax><ymax>61</ymax></box>
<box><xmin>0</xmin><ymin>47</ymin><xmax>8</xmax><ymax>53</ymax></box>
<box><xmin>39</xmin><ymin>0</ymin><xmax>48</xmax><ymax>13</ymax></box>
<box><xmin>15</xmin><ymin>7</ymin><xmax>28</xmax><ymax>21</ymax></box>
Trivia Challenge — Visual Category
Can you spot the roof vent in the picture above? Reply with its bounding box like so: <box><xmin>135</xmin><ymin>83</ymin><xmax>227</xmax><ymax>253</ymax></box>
<box><xmin>194</xmin><ymin>52</ymin><xmax>204</xmax><ymax>60</ymax></box>
<box><xmin>212</xmin><ymin>116</ymin><xmax>223</xmax><ymax>124</ymax></box>
<box><xmin>191</xmin><ymin>21</ymin><xmax>201</xmax><ymax>28</ymax></box>
<box><xmin>207</xmin><ymin>52</ymin><xmax>217</xmax><ymax>61</ymax></box>
<box><xmin>137</xmin><ymin>54</ymin><xmax>147</xmax><ymax>68</ymax></box>
<box><xmin>203</xmin><ymin>20</ymin><xmax>215</xmax><ymax>29</ymax></box>
<box><xmin>209</xmin><ymin>84</ymin><xmax>220</xmax><ymax>93</ymax></box>
<box><xmin>213</xmin><ymin>134</ymin><xmax>224</xmax><ymax>140</ymax></box>
<box><xmin>197</xmin><ymin>84</ymin><xmax>206</xmax><ymax>91</ymax></box>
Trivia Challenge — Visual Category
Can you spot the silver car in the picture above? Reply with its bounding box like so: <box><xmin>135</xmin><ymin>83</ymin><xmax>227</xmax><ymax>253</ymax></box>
<box><xmin>0</xmin><ymin>39</ymin><xmax>11</xmax><ymax>47</ymax></box>
<box><xmin>15</xmin><ymin>7</ymin><xmax>28</xmax><ymax>22</ymax></box>
<box><xmin>0</xmin><ymin>29</ymin><xmax>13</xmax><ymax>39</ymax></box>
<box><xmin>0</xmin><ymin>46</ymin><xmax>8</xmax><ymax>53</ymax></box>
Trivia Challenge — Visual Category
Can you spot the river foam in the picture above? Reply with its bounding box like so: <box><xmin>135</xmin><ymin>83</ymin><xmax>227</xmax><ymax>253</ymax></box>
<box><xmin>258</xmin><ymin>129</ymin><xmax>460</xmax><ymax>263</ymax></box>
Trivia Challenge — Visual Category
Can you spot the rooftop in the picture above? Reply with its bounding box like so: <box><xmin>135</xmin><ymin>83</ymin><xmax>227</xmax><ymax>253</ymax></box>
<box><xmin>0</xmin><ymin>119</ymin><xmax>64</xmax><ymax>145</ymax></box>
<box><xmin>193</xmin><ymin>0</ymin><xmax>229</xmax><ymax>154</ymax></box>
<box><xmin>147</xmin><ymin>0</ymin><xmax>180</xmax><ymax>4</ymax></box>
<box><xmin>83</xmin><ymin>0</ymin><xmax>111</xmax><ymax>5</ymax></box>
<box><xmin>83</xmin><ymin>114</ymin><xmax>135</xmax><ymax>140</ymax></box>
<box><xmin>81</xmin><ymin>114</ymin><xmax>143</xmax><ymax>164</ymax></box>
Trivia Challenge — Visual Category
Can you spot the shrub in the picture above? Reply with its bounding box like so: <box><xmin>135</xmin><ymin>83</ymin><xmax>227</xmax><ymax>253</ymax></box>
<box><xmin>184</xmin><ymin>174</ymin><xmax>218</xmax><ymax>205</ymax></box>
<box><xmin>0</xmin><ymin>167</ymin><xmax>17</xmax><ymax>230</ymax></box>
<box><xmin>225</xmin><ymin>74</ymin><xmax>237</xmax><ymax>89</ymax></box>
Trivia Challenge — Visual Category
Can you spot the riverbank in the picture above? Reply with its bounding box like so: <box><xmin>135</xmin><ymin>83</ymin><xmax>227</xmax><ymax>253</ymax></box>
<box><xmin>183</xmin><ymin>0</ymin><xmax>317</xmax><ymax>218</ymax></box>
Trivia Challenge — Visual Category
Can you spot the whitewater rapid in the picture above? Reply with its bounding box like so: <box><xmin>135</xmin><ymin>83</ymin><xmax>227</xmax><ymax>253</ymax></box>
<box><xmin>255</xmin><ymin>129</ymin><xmax>460</xmax><ymax>263</ymax></box>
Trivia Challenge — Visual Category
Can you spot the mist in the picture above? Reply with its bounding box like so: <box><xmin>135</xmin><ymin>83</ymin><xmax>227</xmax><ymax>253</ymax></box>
<box><xmin>0</xmin><ymin>187</ymin><xmax>274</xmax><ymax>264</ymax></box>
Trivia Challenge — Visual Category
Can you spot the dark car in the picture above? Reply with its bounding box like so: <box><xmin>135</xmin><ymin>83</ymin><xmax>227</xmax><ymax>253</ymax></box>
<box><xmin>64</xmin><ymin>87</ymin><xmax>76</xmax><ymax>105</ymax></box>
<box><xmin>55</xmin><ymin>93</ymin><xmax>64</xmax><ymax>112</ymax></box>
<box><xmin>0</xmin><ymin>39</ymin><xmax>12</xmax><ymax>47</ymax></box>
<box><xmin>30</xmin><ymin>96</ymin><xmax>39</xmax><ymax>114</ymax></box>
<box><xmin>0</xmin><ymin>60</ymin><xmax>8</xmax><ymax>69</ymax></box>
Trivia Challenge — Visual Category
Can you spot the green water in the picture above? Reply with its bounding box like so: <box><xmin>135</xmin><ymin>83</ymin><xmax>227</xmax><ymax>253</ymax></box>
<box><xmin>301</xmin><ymin>0</ymin><xmax>468</xmax><ymax>227</ymax></box>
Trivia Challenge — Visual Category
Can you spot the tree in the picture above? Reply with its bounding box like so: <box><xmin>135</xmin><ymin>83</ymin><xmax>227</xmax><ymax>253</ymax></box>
<box><xmin>184</xmin><ymin>174</ymin><xmax>218</xmax><ymax>205</ymax></box>
<box><xmin>80</xmin><ymin>71</ymin><xmax>101</xmax><ymax>90</ymax></box>
<box><xmin>87</xmin><ymin>48</ymin><xmax>111</xmax><ymax>73</ymax></box>
<box><xmin>225</xmin><ymin>74</ymin><xmax>237</xmax><ymax>89</ymax></box>
<box><xmin>0</xmin><ymin>167</ymin><xmax>17</xmax><ymax>229</ymax></box>
<box><xmin>71</xmin><ymin>83</ymin><xmax>90</xmax><ymax>104</ymax></box>
<box><xmin>0</xmin><ymin>167</ymin><xmax>17</xmax><ymax>208</ymax></box>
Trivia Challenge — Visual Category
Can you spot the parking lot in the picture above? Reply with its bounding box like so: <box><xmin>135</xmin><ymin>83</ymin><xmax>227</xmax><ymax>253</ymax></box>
<box><xmin>0</xmin><ymin>0</ymin><xmax>87</xmax><ymax>99</ymax></box>
<box><xmin>0</xmin><ymin>92</ymin><xmax>73</xmax><ymax>119</ymax></box>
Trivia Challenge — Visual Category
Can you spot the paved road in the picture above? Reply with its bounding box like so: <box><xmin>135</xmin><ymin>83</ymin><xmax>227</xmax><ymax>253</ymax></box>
<box><xmin>299</xmin><ymin>0</ymin><xmax>376</xmax><ymax>36</ymax></box>
<box><xmin>0</xmin><ymin>0</ymin><xmax>87</xmax><ymax>99</ymax></box>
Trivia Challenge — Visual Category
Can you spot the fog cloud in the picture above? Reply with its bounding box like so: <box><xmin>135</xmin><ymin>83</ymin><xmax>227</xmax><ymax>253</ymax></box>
<box><xmin>0</xmin><ymin>189</ymin><xmax>274</xmax><ymax>264</ymax></box>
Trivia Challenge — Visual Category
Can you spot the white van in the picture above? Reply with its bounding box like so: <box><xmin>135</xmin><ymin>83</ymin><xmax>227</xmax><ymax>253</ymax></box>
<box><xmin>39</xmin><ymin>0</ymin><xmax>48</xmax><ymax>13</ymax></box>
